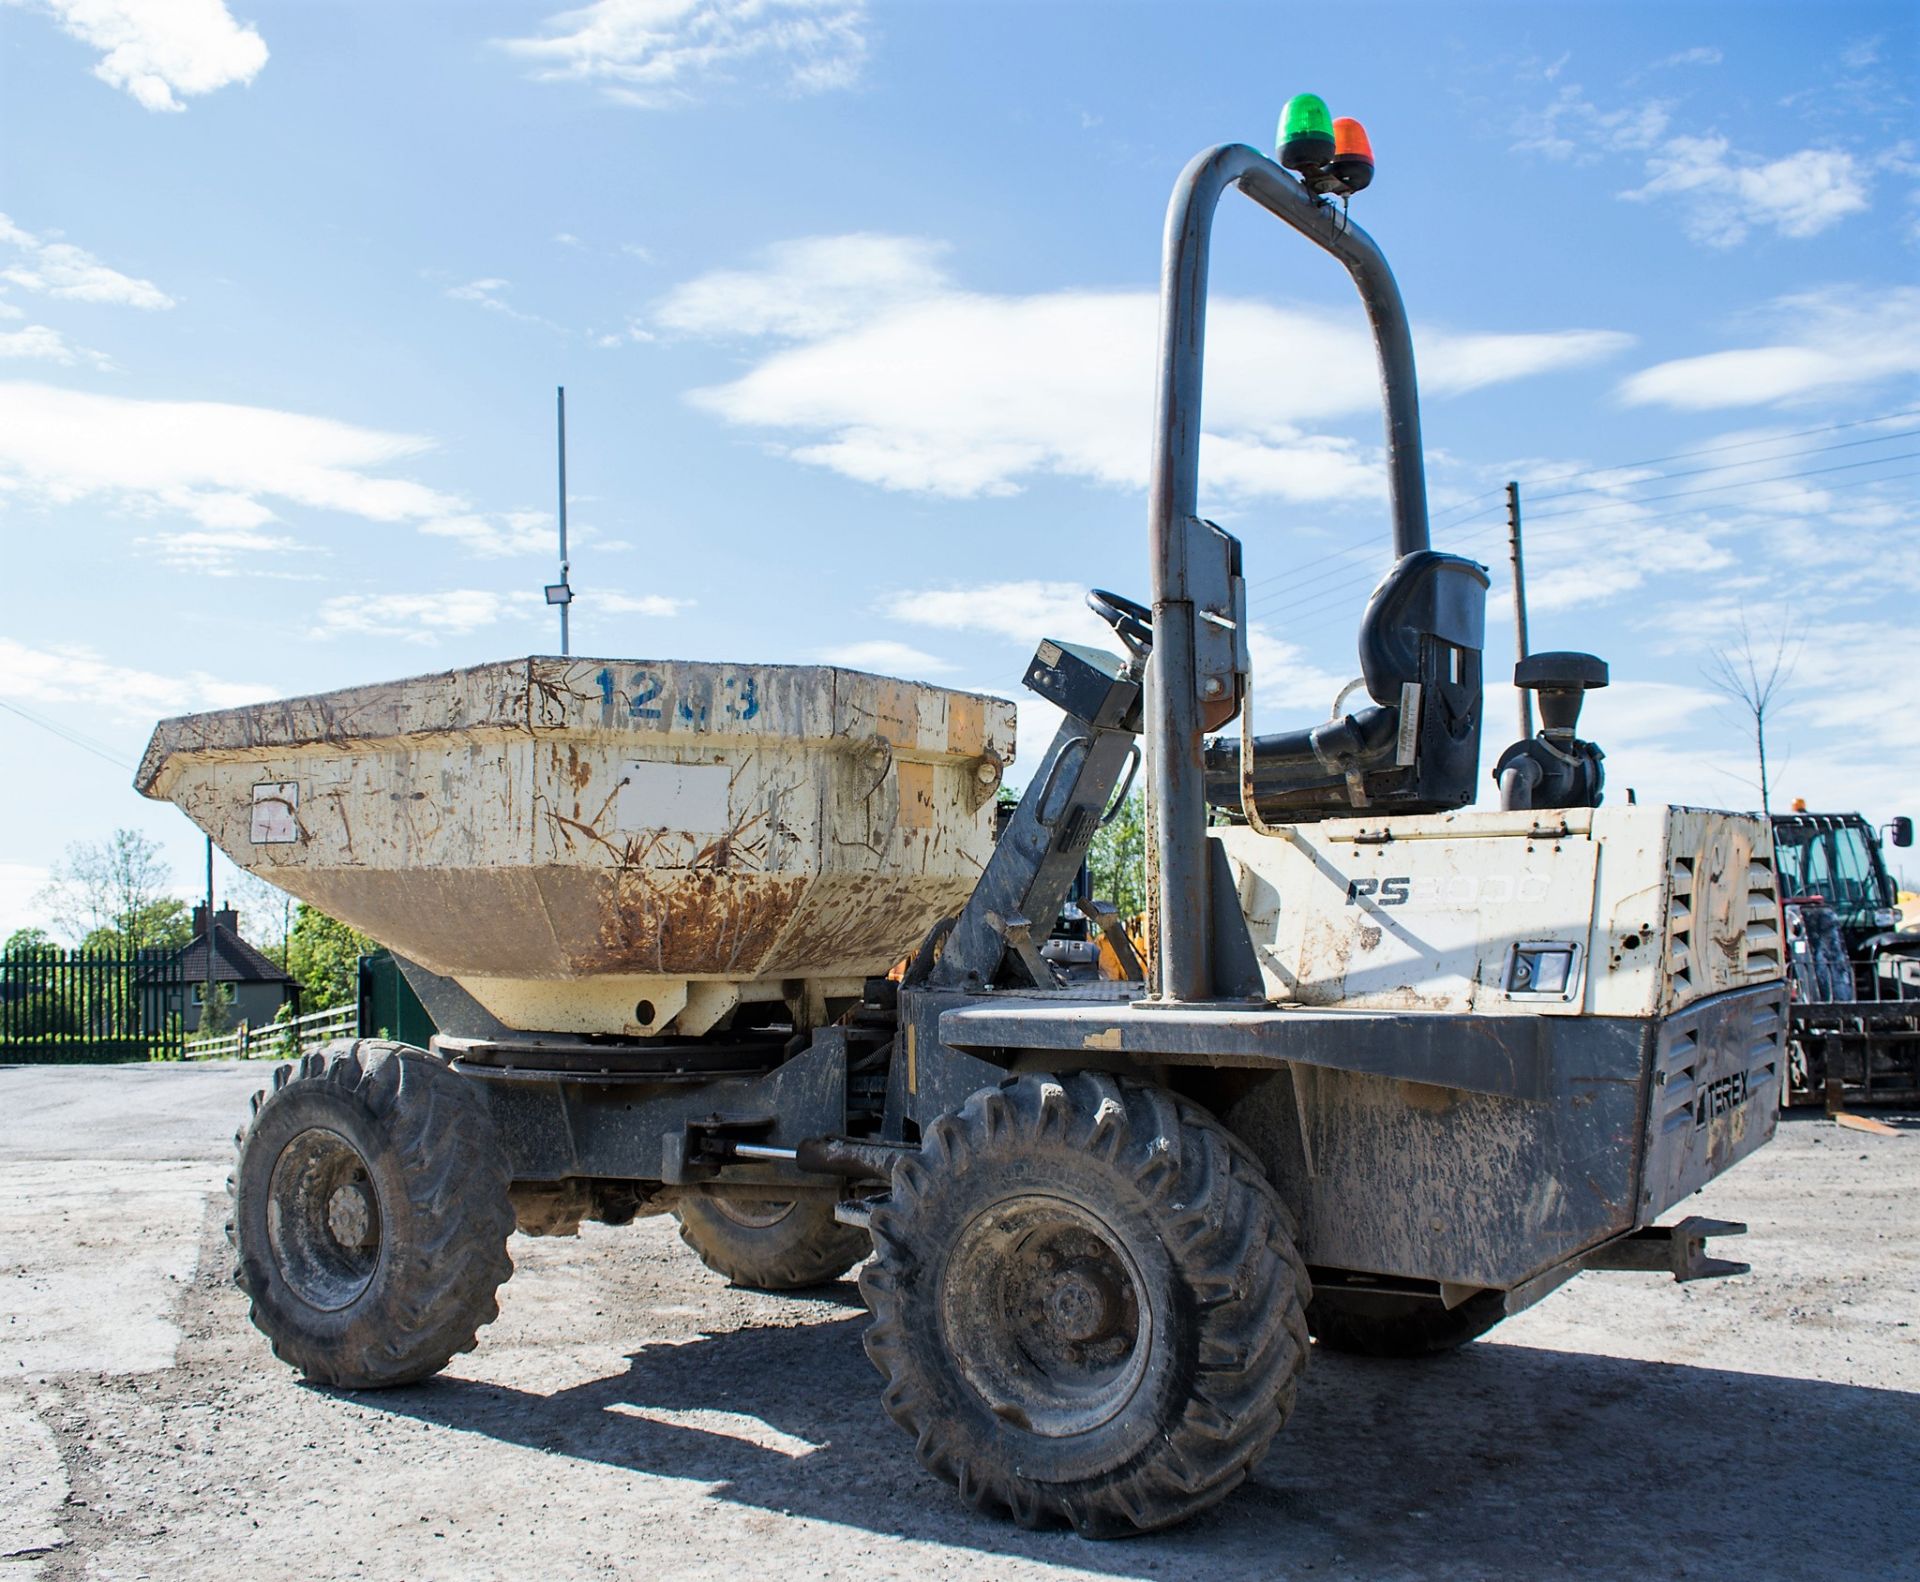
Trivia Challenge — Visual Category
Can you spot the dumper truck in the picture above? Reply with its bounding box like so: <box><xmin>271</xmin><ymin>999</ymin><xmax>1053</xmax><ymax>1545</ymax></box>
<box><xmin>137</xmin><ymin>111</ymin><xmax>1786</xmax><ymax>1537</ymax></box>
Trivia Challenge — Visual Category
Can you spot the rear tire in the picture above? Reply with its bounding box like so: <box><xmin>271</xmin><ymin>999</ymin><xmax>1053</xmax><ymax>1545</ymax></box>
<box><xmin>1307</xmin><ymin>1287</ymin><xmax>1507</xmax><ymax>1357</ymax></box>
<box><xmin>673</xmin><ymin>1194</ymin><xmax>870</xmax><ymax>1289</ymax></box>
<box><xmin>860</xmin><ymin>1072</ymin><xmax>1310</xmax><ymax>1538</ymax></box>
<box><xmin>228</xmin><ymin>1040</ymin><xmax>515</xmax><ymax>1388</ymax></box>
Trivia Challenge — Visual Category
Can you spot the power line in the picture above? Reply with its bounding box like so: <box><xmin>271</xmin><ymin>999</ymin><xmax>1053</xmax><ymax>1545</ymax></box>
<box><xmin>1490</xmin><ymin>406</ymin><xmax>1920</xmax><ymax>496</ymax></box>
<box><xmin>0</xmin><ymin>698</ymin><xmax>137</xmax><ymax>771</ymax></box>
<box><xmin>1518</xmin><ymin>466</ymin><xmax>1920</xmax><ymax>551</ymax></box>
<box><xmin>1249</xmin><ymin>449</ymin><xmax>1919</xmax><ymax>626</ymax></box>
<box><xmin>1240</xmin><ymin>406</ymin><xmax>1916</xmax><ymax>598</ymax></box>
<box><xmin>1244</xmin><ymin>514</ymin><xmax>1512</xmax><ymax>610</ymax></box>
<box><xmin>1523</xmin><ymin>426</ymin><xmax>1919</xmax><ymax>509</ymax></box>
<box><xmin>1522</xmin><ymin>448</ymin><xmax>1920</xmax><ymax>525</ymax></box>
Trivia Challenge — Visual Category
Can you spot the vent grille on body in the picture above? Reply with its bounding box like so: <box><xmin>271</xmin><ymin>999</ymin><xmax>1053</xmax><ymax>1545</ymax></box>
<box><xmin>1667</xmin><ymin>854</ymin><xmax>1696</xmax><ymax>997</ymax></box>
<box><xmin>1744</xmin><ymin>854</ymin><xmax>1782</xmax><ymax>976</ymax></box>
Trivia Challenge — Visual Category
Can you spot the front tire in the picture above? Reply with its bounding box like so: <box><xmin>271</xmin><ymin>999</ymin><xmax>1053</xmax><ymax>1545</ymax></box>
<box><xmin>228</xmin><ymin>1041</ymin><xmax>515</xmax><ymax>1388</ymax></box>
<box><xmin>860</xmin><ymin>1073</ymin><xmax>1310</xmax><ymax>1538</ymax></box>
<box><xmin>672</xmin><ymin>1194</ymin><xmax>869</xmax><ymax>1289</ymax></box>
<box><xmin>1307</xmin><ymin>1287</ymin><xmax>1507</xmax><ymax>1357</ymax></box>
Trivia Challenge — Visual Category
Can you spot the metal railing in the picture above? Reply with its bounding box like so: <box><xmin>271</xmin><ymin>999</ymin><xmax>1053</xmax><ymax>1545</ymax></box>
<box><xmin>183</xmin><ymin>1002</ymin><xmax>358</xmax><ymax>1060</ymax></box>
<box><xmin>0</xmin><ymin>945</ymin><xmax>186</xmax><ymax>1063</ymax></box>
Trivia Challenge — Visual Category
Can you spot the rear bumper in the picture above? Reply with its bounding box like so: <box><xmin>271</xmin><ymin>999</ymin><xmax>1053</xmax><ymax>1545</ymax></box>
<box><xmin>1638</xmin><ymin>981</ymin><xmax>1786</xmax><ymax>1226</ymax></box>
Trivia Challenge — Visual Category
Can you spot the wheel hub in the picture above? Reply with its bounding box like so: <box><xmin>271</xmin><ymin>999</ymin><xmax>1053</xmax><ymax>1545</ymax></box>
<box><xmin>941</xmin><ymin>1195</ymin><xmax>1151</xmax><ymax>1439</ymax></box>
<box><xmin>266</xmin><ymin>1128</ymin><xmax>383</xmax><ymax>1312</ymax></box>
<box><xmin>1048</xmin><ymin>1260</ymin><xmax>1123</xmax><ymax>1344</ymax></box>
<box><xmin>326</xmin><ymin>1181</ymin><xmax>375</xmax><ymax>1249</ymax></box>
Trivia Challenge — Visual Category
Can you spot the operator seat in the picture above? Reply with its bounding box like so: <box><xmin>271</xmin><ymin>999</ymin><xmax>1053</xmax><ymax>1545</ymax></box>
<box><xmin>1204</xmin><ymin>550</ymin><xmax>1489</xmax><ymax>822</ymax></box>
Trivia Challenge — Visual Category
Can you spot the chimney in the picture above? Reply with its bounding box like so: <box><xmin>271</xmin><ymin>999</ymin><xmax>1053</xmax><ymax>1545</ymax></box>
<box><xmin>193</xmin><ymin>903</ymin><xmax>209</xmax><ymax>936</ymax></box>
<box><xmin>215</xmin><ymin>907</ymin><xmax>239</xmax><ymax>935</ymax></box>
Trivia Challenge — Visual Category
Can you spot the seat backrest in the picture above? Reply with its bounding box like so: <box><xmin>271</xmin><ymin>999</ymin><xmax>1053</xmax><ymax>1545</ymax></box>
<box><xmin>1358</xmin><ymin>551</ymin><xmax>1489</xmax><ymax>705</ymax></box>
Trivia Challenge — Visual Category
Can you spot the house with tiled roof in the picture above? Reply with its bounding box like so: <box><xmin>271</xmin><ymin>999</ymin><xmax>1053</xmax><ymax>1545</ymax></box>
<box><xmin>149</xmin><ymin>905</ymin><xmax>300</xmax><ymax>1033</ymax></box>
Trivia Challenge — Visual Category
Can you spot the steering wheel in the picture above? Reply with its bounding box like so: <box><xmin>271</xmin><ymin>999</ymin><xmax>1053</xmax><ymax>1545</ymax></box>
<box><xmin>1087</xmin><ymin>588</ymin><xmax>1153</xmax><ymax>654</ymax></box>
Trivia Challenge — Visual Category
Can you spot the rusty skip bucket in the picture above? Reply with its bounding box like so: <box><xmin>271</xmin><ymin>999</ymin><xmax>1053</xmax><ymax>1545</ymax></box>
<box><xmin>136</xmin><ymin>656</ymin><xmax>1014</xmax><ymax>1038</ymax></box>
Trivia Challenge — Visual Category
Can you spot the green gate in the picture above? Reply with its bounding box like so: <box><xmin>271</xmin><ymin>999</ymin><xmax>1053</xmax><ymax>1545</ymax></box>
<box><xmin>356</xmin><ymin>950</ymin><xmax>436</xmax><ymax>1048</ymax></box>
<box><xmin>0</xmin><ymin>946</ymin><xmax>188</xmax><ymax>1063</ymax></box>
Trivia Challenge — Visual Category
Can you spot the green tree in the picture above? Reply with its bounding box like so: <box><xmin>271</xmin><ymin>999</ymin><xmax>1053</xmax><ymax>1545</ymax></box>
<box><xmin>36</xmin><ymin>830</ymin><xmax>182</xmax><ymax>949</ymax></box>
<box><xmin>285</xmin><ymin>904</ymin><xmax>376</xmax><ymax>1012</ymax></box>
<box><xmin>1087</xmin><ymin>790</ymin><xmax>1147</xmax><ymax>920</ymax></box>
<box><xmin>195</xmin><ymin>980</ymin><xmax>237</xmax><ymax>1038</ymax></box>
<box><xmin>80</xmin><ymin>897</ymin><xmax>192</xmax><ymax>955</ymax></box>
<box><xmin>0</xmin><ymin>930</ymin><xmax>74</xmax><ymax>1040</ymax></box>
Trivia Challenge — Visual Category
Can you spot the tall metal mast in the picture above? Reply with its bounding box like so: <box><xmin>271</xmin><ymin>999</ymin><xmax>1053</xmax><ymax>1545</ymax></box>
<box><xmin>545</xmin><ymin>386</ymin><xmax>574</xmax><ymax>654</ymax></box>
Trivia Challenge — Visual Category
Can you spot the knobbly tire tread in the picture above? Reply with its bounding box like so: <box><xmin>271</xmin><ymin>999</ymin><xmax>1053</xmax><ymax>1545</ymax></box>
<box><xmin>859</xmin><ymin>1072</ymin><xmax>1311</xmax><ymax>1538</ymax></box>
<box><xmin>672</xmin><ymin>1195</ymin><xmax>870</xmax><ymax>1290</ymax></box>
<box><xmin>1307</xmin><ymin>1287</ymin><xmax>1508</xmax><ymax>1358</ymax></box>
<box><xmin>228</xmin><ymin>1039</ymin><xmax>515</xmax><ymax>1388</ymax></box>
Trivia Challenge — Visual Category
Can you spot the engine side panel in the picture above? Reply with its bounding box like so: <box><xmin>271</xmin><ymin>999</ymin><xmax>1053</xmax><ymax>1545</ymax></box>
<box><xmin>1639</xmin><ymin>981</ymin><xmax>1785</xmax><ymax>1219</ymax></box>
<box><xmin>1221</xmin><ymin>1016</ymin><xmax>1649</xmax><ymax>1290</ymax></box>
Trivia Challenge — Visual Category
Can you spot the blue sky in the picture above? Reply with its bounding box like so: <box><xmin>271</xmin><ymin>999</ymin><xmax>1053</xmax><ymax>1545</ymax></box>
<box><xmin>1</xmin><ymin>0</ymin><xmax>1915</xmax><ymax>939</ymax></box>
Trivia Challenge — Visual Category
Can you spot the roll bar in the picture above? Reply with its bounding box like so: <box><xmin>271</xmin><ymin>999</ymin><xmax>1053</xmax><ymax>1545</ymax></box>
<box><xmin>1147</xmin><ymin>143</ymin><xmax>1431</xmax><ymax>1004</ymax></box>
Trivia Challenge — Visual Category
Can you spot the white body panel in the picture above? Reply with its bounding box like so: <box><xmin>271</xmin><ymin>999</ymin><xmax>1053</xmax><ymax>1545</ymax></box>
<box><xmin>1216</xmin><ymin>804</ymin><xmax>1782</xmax><ymax>1020</ymax></box>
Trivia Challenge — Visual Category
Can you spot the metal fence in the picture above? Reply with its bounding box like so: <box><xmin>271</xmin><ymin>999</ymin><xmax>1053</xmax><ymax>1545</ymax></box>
<box><xmin>0</xmin><ymin>946</ymin><xmax>188</xmax><ymax>1063</ymax></box>
<box><xmin>182</xmin><ymin>1002</ymin><xmax>358</xmax><ymax>1061</ymax></box>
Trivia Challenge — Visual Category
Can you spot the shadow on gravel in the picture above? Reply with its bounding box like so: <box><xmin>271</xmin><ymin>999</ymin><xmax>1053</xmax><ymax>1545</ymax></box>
<box><xmin>366</xmin><ymin>1296</ymin><xmax>1920</xmax><ymax>1580</ymax></box>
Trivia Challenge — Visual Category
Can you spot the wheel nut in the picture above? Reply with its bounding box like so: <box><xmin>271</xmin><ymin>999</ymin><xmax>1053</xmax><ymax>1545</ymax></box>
<box><xmin>327</xmin><ymin>1183</ymin><xmax>374</xmax><ymax>1249</ymax></box>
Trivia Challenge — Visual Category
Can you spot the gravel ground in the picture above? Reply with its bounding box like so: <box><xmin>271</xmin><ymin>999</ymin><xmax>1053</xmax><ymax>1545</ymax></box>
<box><xmin>1</xmin><ymin>1061</ymin><xmax>1915</xmax><ymax>1582</ymax></box>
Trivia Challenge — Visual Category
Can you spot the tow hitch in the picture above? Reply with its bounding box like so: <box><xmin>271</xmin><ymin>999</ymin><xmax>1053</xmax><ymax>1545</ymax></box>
<box><xmin>1585</xmin><ymin>1216</ymin><xmax>1750</xmax><ymax>1282</ymax></box>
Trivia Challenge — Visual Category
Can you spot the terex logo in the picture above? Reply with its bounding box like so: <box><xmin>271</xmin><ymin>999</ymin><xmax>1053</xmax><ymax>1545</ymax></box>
<box><xmin>1693</xmin><ymin>1070</ymin><xmax>1749</xmax><ymax>1127</ymax></box>
<box><xmin>1346</xmin><ymin>877</ymin><xmax>1411</xmax><ymax>907</ymax></box>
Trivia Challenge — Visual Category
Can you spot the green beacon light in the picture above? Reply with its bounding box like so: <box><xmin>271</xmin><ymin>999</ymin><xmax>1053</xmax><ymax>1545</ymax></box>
<box><xmin>1278</xmin><ymin>94</ymin><xmax>1334</xmax><ymax>176</ymax></box>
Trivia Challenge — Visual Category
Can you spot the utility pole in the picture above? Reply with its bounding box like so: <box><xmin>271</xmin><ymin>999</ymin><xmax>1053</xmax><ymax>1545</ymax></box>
<box><xmin>1507</xmin><ymin>480</ymin><xmax>1533</xmax><ymax>739</ymax></box>
<box><xmin>204</xmin><ymin>836</ymin><xmax>218</xmax><ymax>1032</ymax></box>
<box><xmin>544</xmin><ymin>385</ymin><xmax>574</xmax><ymax>655</ymax></box>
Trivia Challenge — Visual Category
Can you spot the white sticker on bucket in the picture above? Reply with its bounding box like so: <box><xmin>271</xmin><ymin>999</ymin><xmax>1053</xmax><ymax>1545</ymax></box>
<box><xmin>251</xmin><ymin>782</ymin><xmax>299</xmax><ymax>843</ymax></box>
<box><xmin>616</xmin><ymin>761</ymin><xmax>732</xmax><ymax>834</ymax></box>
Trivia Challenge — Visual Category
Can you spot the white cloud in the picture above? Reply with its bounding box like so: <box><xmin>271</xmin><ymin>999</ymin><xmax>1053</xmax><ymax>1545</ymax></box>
<box><xmin>0</xmin><ymin>324</ymin><xmax>104</xmax><ymax>365</ymax></box>
<box><xmin>1245</xmin><ymin>627</ymin><xmax>1350</xmax><ymax>718</ymax></box>
<box><xmin>311</xmin><ymin>590</ymin><xmax>537</xmax><ymax>644</ymax></box>
<box><xmin>136</xmin><ymin>525</ymin><xmax>307</xmax><ymax>573</ymax></box>
<box><xmin>1653</xmin><ymin>46</ymin><xmax>1723</xmax><ymax>70</ymax></box>
<box><xmin>592</xmin><ymin>317</ymin><xmax>656</xmax><ymax>348</ymax></box>
<box><xmin>657</xmin><ymin>235</ymin><xmax>947</xmax><ymax>339</ymax></box>
<box><xmin>498</xmin><ymin>0</ymin><xmax>866</xmax><ymax>109</ymax></box>
<box><xmin>0</xmin><ymin>382</ymin><xmax>553</xmax><ymax>558</ymax></box>
<box><xmin>0</xmin><ymin>212</ymin><xmax>173</xmax><ymax>308</ymax></box>
<box><xmin>663</xmin><ymin>235</ymin><xmax>1630</xmax><ymax>501</ymax></box>
<box><xmin>1618</xmin><ymin>288</ymin><xmax>1920</xmax><ymax>409</ymax></box>
<box><xmin>0</xmin><ymin>636</ymin><xmax>268</xmax><ymax>721</ymax></box>
<box><xmin>815</xmin><ymin>638</ymin><xmax>953</xmax><ymax>675</ymax></box>
<box><xmin>420</xmin><ymin>508</ymin><xmax>557</xmax><ymax>558</ymax></box>
<box><xmin>444</xmin><ymin>278</ymin><xmax>563</xmax><ymax>332</ymax></box>
<box><xmin>1624</xmin><ymin>138</ymin><xmax>1869</xmax><ymax>247</ymax></box>
<box><xmin>883</xmin><ymin>581</ymin><xmax>1115</xmax><ymax>651</ymax></box>
<box><xmin>589</xmin><ymin>590</ymin><xmax>688</xmax><ymax>616</ymax></box>
<box><xmin>14</xmin><ymin>0</ymin><xmax>267</xmax><ymax>112</ymax></box>
<box><xmin>1516</xmin><ymin>81</ymin><xmax>1873</xmax><ymax>246</ymax></box>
